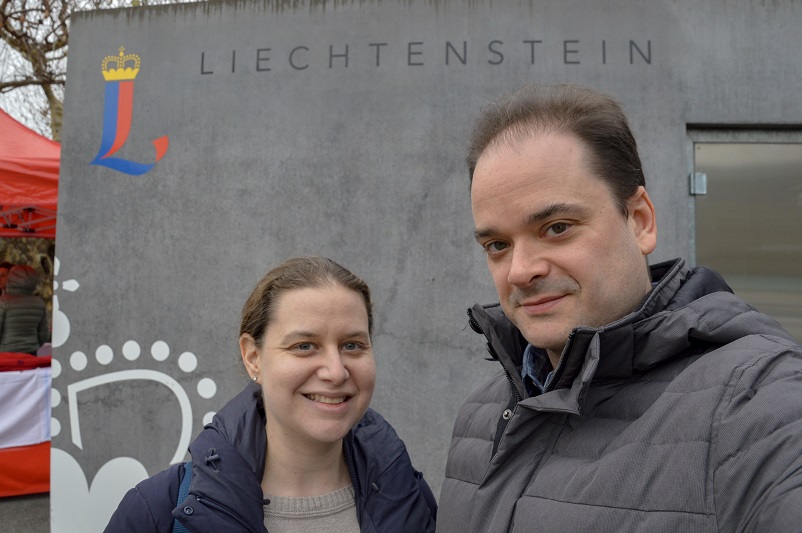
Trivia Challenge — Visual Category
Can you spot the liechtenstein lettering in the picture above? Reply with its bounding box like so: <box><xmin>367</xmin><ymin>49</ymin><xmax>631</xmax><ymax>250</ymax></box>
<box><xmin>90</xmin><ymin>47</ymin><xmax>169</xmax><ymax>176</ymax></box>
<box><xmin>198</xmin><ymin>39</ymin><xmax>653</xmax><ymax>74</ymax></box>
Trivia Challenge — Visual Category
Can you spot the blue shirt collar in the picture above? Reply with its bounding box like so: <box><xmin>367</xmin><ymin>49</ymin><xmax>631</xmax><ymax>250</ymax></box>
<box><xmin>521</xmin><ymin>344</ymin><xmax>554</xmax><ymax>397</ymax></box>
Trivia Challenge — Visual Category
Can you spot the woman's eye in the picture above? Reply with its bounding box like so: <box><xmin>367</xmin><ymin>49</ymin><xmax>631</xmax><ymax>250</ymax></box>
<box><xmin>342</xmin><ymin>342</ymin><xmax>361</xmax><ymax>351</ymax></box>
<box><xmin>295</xmin><ymin>342</ymin><xmax>313</xmax><ymax>351</ymax></box>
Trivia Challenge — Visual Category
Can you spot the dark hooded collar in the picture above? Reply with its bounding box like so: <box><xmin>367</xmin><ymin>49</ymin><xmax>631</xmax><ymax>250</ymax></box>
<box><xmin>184</xmin><ymin>382</ymin><xmax>409</xmax><ymax>526</ymax></box>
<box><xmin>469</xmin><ymin>259</ymin><xmax>793</xmax><ymax>411</ymax></box>
<box><xmin>186</xmin><ymin>382</ymin><xmax>267</xmax><ymax>529</ymax></box>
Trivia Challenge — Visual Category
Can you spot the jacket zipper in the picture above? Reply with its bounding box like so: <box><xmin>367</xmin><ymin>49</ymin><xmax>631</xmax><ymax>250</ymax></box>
<box><xmin>468</xmin><ymin>308</ymin><xmax>522</xmax><ymax>401</ymax></box>
<box><xmin>467</xmin><ymin>310</ymin><xmax>482</xmax><ymax>334</ymax></box>
<box><xmin>503</xmin><ymin>367</ymin><xmax>522</xmax><ymax>403</ymax></box>
<box><xmin>469</xmin><ymin>309</ymin><xmax>523</xmax><ymax>456</ymax></box>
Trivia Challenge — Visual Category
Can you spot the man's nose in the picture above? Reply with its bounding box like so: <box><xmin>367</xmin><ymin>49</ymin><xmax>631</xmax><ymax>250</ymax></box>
<box><xmin>507</xmin><ymin>243</ymin><xmax>549</xmax><ymax>288</ymax></box>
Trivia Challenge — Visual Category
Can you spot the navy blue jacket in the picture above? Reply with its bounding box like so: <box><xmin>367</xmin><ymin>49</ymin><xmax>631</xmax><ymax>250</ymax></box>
<box><xmin>105</xmin><ymin>382</ymin><xmax>437</xmax><ymax>532</ymax></box>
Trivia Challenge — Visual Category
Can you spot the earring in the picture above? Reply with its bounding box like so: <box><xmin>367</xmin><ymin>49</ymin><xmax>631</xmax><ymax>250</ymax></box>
<box><xmin>252</xmin><ymin>375</ymin><xmax>258</xmax><ymax>382</ymax></box>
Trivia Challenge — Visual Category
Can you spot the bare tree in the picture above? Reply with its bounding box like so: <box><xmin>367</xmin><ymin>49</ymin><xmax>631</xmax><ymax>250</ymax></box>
<box><xmin>0</xmin><ymin>0</ymin><xmax>202</xmax><ymax>140</ymax></box>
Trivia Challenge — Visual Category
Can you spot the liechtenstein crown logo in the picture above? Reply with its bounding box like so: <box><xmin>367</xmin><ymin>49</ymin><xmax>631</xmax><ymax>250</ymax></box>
<box><xmin>90</xmin><ymin>45</ymin><xmax>168</xmax><ymax>175</ymax></box>
<box><xmin>101</xmin><ymin>47</ymin><xmax>141</xmax><ymax>81</ymax></box>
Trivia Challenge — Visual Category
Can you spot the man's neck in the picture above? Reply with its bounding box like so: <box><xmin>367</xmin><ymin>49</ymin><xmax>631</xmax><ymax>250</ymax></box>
<box><xmin>545</xmin><ymin>350</ymin><xmax>561</xmax><ymax>371</ymax></box>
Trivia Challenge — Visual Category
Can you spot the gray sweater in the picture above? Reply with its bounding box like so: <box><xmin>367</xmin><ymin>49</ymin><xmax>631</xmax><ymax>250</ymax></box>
<box><xmin>438</xmin><ymin>259</ymin><xmax>802</xmax><ymax>533</ymax></box>
<box><xmin>263</xmin><ymin>485</ymin><xmax>360</xmax><ymax>533</ymax></box>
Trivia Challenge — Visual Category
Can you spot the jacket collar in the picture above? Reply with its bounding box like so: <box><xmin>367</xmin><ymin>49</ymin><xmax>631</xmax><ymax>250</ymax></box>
<box><xmin>184</xmin><ymin>383</ymin><xmax>402</xmax><ymax>528</ymax></box>
<box><xmin>187</xmin><ymin>382</ymin><xmax>267</xmax><ymax>530</ymax></box>
<box><xmin>469</xmin><ymin>258</ymin><xmax>778</xmax><ymax>413</ymax></box>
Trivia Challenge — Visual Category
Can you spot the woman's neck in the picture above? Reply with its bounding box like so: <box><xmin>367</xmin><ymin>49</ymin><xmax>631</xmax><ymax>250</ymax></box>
<box><xmin>261</xmin><ymin>426</ymin><xmax>351</xmax><ymax>498</ymax></box>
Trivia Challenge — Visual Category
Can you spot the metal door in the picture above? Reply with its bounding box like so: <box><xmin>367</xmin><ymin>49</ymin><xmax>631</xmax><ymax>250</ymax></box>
<box><xmin>691</xmin><ymin>133</ymin><xmax>802</xmax><ymax>342</ymax></box>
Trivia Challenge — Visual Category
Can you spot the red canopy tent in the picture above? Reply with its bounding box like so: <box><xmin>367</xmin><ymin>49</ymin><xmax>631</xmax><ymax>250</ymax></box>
<box><xmin>0</xmin><ymin>108</ymin><xmax>57</xmax><ymax>497</ymax></box>
<box><xmin>0</xmin><ymin>108</ymin><xmax>59</xmax><ymax>238</ymax></box>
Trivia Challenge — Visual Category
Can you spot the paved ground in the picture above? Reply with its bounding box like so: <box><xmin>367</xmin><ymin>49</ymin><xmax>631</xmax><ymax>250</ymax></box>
<box><xmin>0</xmin><ymin>493</ymin><xmax>49</xmax><ymax>533</ymax></box>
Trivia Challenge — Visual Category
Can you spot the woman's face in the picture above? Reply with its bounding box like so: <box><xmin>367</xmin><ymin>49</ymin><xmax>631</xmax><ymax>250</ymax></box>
<box><xmin>242</xmin><ymin>284</ymin><xmax>376</xmax><ymax>448</ymax></box>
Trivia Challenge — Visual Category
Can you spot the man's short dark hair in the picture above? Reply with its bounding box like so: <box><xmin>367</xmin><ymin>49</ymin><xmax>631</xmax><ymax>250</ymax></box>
<box><xmin>467</xmin><ymin>83</ymin><xmax>645</xmax><ymax>216</ymax></box>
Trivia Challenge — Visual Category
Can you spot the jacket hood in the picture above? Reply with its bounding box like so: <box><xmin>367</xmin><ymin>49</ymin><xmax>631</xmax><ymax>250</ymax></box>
<box><xmin>6</xmin><ymin>265</ymin><xmax>39</xmax><ymax>295</ymax></box>
<box><xmin>470</xmin><ymin>259</ymin><xmax>796</xmax><ymax>411</ymax></box>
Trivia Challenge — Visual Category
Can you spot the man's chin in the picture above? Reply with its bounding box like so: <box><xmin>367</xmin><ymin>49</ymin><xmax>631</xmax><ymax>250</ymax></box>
<box><xmin>517</xmin><ymin>324</ymin><xmax>570</xmax><ymax>354</ymax></box>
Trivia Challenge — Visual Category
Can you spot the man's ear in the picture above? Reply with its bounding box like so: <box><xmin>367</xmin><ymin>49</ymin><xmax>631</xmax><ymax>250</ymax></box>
<box><xmin>628</xmin><ymin>186</ymin><xmax>658</xmax><ymax>255</ymax></box>
<box><xmin>240</xmin><ymin>334</ymin><xmax>260</xmax><ymax>378</ymax></box>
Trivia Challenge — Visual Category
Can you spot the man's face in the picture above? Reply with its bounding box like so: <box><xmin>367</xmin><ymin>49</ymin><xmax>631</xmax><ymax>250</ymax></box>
<box><xmin>471</xmin><ymin>132</ymin><xmax>657</xmax><ymax>363</ymax></box>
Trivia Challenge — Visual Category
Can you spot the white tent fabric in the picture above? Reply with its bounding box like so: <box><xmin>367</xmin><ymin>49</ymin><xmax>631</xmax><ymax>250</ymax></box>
<box><xmin>0</xmin><ymin>367</ymin><xmax>52</xmax><ymax>448</ymax></box>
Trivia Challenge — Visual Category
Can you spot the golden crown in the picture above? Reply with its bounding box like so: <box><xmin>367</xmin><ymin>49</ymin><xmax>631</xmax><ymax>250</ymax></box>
<box><xmin>102</xmin><ymin>46</ymin><xmax>141</xmax><ymax>81</ymax></box>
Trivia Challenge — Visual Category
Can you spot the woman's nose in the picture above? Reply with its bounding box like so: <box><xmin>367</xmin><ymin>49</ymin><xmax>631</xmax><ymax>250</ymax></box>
<box><xmin>318</xmin><ymin>348</ymin><xmax>349</xmax><ymax>384</ymax></box>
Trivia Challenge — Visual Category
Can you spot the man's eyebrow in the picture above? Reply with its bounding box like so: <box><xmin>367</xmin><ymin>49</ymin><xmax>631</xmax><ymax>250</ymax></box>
<box><xmin>474</xmin><ymin>202</ymin><xmax>583</xmax><ymax>241</ymax></box>
<box><xmin>526</xmin><ymin>202</ymin><xmax>578</xmax><ymax>224</ymax></box>
<box><xmin>474</xmin><ymin>227</ymin><xmax>496</xmax><ymax>241</ymax></box>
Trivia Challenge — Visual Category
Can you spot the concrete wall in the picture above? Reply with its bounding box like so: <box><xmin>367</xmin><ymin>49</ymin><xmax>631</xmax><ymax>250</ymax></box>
<box><xmin>51</xmin><ymin>1</ymin><xmax>802</xmax><ymax>530</ymax></box>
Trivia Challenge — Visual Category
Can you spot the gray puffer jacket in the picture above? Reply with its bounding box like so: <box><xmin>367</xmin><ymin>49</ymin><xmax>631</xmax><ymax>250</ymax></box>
<box><xmin>438</xmin><ymin>259</ymin><xmax>802</xmax><ymax>533</ymax></box>
<box><xmin>0</xmin><ymin>266</ymin><xmax>49</xmax><ymax>354</ymax></box>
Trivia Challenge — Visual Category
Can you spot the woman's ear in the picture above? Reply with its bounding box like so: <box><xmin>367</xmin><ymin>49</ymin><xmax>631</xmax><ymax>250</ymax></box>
<box><xmin>240</xmin><ymin>334</ymin><xmax>260</xmax><ymax>379</ymax></box>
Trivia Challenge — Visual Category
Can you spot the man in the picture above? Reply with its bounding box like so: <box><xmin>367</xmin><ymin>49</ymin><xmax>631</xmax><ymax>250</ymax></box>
<box><xmin>437</xmin><ymin>84</ymin><xmax>802</xmax><ymax>532</ymax></box>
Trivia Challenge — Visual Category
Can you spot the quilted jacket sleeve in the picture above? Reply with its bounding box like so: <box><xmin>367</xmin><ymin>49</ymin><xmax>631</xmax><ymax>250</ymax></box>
<box><xmin>712</xmin><ymin>335</ymin><xmax>802</xmax><ymax>532</ymax></box>
<box><xmin>103</xmin><ymin>463</ymin><xmax>184</xmax><ymax>533</ymax></box>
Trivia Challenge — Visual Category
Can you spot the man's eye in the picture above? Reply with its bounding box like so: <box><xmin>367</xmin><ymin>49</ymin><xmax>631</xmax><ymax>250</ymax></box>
<box><xmin>547</xmin><ymin>222</ymin><xmax>570</xmax><ymax>235</ymax></box>
<box><xmin>295</xmin><ymin>343</ymin><xmax>313</xmax><ymax>351</ymax></box>
<box><xmin>342</xmin><ymin>342</ymin><xmax>361</xmax><ymax>351</ymax></box>
<box><xmin>484</xmin><ymin>241</ymin><xmax>508</xmax><ymax>254</ymax></box>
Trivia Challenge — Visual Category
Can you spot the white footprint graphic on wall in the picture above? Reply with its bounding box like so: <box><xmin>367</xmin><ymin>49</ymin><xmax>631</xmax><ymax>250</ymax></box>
<box><xmin>51</xmin><ymin>340</ymin><xmax>219</xmax><ymax>533</ymax></box>
<box><xmin>51</xmin><ymin>257</ymin><xmax>79</xmax><ymax>348</ymax></box>
<box><xmin>50</xmin><ymin>259</ymin><xmax>219</xmax><ymax>533</ymax></box>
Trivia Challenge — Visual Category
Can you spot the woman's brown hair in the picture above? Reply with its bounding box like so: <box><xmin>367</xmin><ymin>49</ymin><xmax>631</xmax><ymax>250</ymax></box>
<box><xmin>240</xmin><ymin>256</ymin><xmax>373</xmax><ymax>347</ymax></box>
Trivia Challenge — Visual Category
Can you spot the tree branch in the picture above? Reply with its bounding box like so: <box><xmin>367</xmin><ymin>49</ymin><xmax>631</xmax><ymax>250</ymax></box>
<box><xmin>0</xmin><ymin>78</ymin><xmax>63</xmax><ymax>91</ymax></box>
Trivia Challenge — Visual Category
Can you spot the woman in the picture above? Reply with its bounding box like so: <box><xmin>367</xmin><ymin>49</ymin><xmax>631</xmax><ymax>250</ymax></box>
<box><xmin>105</xmin><ymin>257</ymin><xmax>437</xmax><ymax>532</ymax></box>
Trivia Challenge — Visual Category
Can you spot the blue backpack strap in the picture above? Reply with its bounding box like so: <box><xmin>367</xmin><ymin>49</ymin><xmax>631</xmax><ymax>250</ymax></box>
<box><xmin>172</xmin><ymin>461</ymin><xmax>193</xmax><ymax>533</ymax></box>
